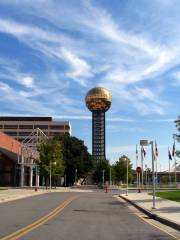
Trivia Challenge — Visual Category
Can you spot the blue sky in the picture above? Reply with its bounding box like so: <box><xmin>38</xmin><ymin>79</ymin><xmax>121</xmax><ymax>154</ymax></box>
<box><xmin>0</xmin><ymin>0</ymin><xmax>179</xmax><ymax>170</ymax></box>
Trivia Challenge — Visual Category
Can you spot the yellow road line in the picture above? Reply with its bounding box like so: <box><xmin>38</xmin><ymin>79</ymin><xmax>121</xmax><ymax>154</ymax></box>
<box><xmin>1</xmin><ymin>196</ymin><xmax>77</xmax><ymax>240</ymax></box>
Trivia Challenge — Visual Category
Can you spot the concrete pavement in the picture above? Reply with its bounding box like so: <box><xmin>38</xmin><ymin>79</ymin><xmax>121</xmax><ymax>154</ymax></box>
<box><xmin>120</xmin><ymin>191</ymin><xmax>180</xmax><ymax>231</ymax></box>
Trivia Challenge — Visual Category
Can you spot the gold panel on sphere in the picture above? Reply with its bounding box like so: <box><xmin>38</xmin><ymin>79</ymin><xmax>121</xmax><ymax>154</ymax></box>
<box><xmin>85</xmin><ymin>87</ymin><xmax>112</xmax><ymax>112</ymax></box>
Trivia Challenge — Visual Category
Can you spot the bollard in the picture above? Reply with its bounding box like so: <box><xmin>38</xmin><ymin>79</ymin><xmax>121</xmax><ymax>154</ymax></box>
<box><xmin>105</xmin><ymin>185</ymin><xmax>108</xmax><ymax>193</ymax></box>
<box><xmin>35</xmin><ymin>187</ymin><xmax>37</xmax><ymax>192</ymax></box>
<box><xmin>138</xmin><ymin>188</ymin><xmax>141</xmax><ymax>193</ymax></box>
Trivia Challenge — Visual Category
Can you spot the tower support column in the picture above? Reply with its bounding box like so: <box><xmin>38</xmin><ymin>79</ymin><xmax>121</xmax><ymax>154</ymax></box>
<box><xmin>92</xmin><ymin>111</ymin><xmax>105</xmax><ymax>165</ymax></box>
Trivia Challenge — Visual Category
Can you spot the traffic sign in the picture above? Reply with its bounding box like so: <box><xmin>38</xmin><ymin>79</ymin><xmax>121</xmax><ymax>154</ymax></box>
<box><xmin>136</xmin><ymin>166</ymin><xmax>142</xmax><ymax>173</ymax></box>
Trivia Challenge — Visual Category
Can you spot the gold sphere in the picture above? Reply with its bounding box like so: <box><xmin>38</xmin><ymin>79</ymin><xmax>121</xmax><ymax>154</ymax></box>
<box><xmin>85</xmin><ymin>87</ymin><xmax>112</xmax><ymax>112</ymax></box>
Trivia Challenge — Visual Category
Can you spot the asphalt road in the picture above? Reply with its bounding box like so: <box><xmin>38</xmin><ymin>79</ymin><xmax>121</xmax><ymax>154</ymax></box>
<box><xmin>0</xmin><ymin>191</ymin><xmax>175</xmax><ymax>240</ymax></box>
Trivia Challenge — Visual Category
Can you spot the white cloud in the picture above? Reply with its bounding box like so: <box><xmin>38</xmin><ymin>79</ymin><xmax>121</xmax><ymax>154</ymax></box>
<box><xmin>21</xmin><ymin>76</ymin><xmax>34</xmax><ymax>88</ymax></box>
<box><xmin>61</xmin><ymin>48</ymin><xmax>92</xmax><ymax>86</ymax></box>
<box><xmin>0</xmin><ymin>82</ymin><xmax>11</xmax><ymax>93</ymax></box>
<box><xmin>0</xmin><ymin>0</ymin><xmax>179</xmax><ymax>118</ymax></box>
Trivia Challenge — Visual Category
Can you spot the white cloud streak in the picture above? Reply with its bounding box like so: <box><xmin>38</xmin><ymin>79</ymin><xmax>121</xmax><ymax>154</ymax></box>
<box><xmin>0</xmin><ymin>0</ymin><xmax>179</xmax><ymax>117</ymax></box>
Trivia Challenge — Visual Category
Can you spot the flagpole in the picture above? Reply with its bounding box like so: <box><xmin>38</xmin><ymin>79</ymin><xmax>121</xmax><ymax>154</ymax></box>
<box><xmin>141</xmin><ymin>146</ymin><xmax>144</xmax><ymax>189</ymax></box>
<box><xmin>136</xmin><ymin>145</ymin><xmax>138</xmax><ymax>189</ymax></box>
<box><xmin>173</xmin><ymin>135</ymin><xmax>177</xmax><ymax>188</ymax></box>
<box><xmin>155</xmin><ymin>140</ymin><xmax>158</xmax><ymax>188</ymax></box>
<box><xmin>168</xmin><ymin>147</ymin><xmax>171</xmax><ymax>187</ymax></box>
<box><xmin>156</xmin><ymin>154</ymin><xmax>158</xmax><ymax>188</ymax></box>
<box><xmin>169</xmin><ymin>155</ymin><xmax>171</xmax><ymax>187</ymax></box>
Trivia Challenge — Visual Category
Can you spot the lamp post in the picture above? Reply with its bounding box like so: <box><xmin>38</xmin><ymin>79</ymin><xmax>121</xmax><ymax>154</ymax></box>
<box><xmin>102</xmin><ymin>170</ymin><xmax>105</xmax><ymax>187</ymax></box>
<box><xmin>173</xmin><ymin>134</ymin><xmax>177</xmax><ymax>188</ymax></box>
<box><xmin>64</xmin><ymin>174</ymin><xmax>66</xmax><ymax>187</ymax></box>
<box><xmin>50</xmin><ymin>161</ymin><xmax>56</xmax><ymax>190</ymax></box>
<box><xmin>75</xmin><ymin>168</ymin><xmax>77</xmax><ymax>185</ymax></box>
<box><xmin>109</xmin><ymin>167</ymin><xmax>112</xmax><ymax>187</ymax></box>
<box><xmin>126</xmin><ymin>157</ymin><xmax>128</xmax><ymax>196</ymax></box>
<box><xmin>140</xmin><ymin>140</ymin><xmax>156</xmax><ymax>209</ymax></box>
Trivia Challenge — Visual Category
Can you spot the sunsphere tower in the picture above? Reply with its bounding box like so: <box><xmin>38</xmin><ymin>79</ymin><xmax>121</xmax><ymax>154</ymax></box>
<box><xmin>85</xmin><ymin>87</ymin><xmax>112</xmax><ymax>166</ymax></box>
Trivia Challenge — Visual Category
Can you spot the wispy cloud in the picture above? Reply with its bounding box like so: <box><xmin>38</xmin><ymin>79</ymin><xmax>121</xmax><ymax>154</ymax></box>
<box><xmin>0</xmin><ymin>0</ymin><xmax>179</xmax><ymax>118</ymax></box>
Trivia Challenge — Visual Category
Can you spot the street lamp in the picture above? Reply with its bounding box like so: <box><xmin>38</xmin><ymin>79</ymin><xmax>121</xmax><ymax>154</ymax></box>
<box><xmin>50</xmin><ymin>161</ymin><xmax>56</xmax><ymax>190</ymax></box>
<box><xmin>126</xmin><ymin>157</ymin><xmax>128</xmax><ymax>196</ymax></box>
<box><xmin>102</xmin><ymin>170</ymin><xmax>105</xmax><ymax>187</ymax></box>
<box><xmin>140</xmin><ymin>140</ymin><xmax>156</xmax><ymax>209</ymax></box>
<box><xmin>75</xmin><ymin>168</ymin><xmax>77</xmax><ymax>185</ymax></box>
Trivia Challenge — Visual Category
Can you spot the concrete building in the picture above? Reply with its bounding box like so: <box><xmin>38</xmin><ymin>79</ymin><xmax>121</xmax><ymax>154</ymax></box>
<box><xmin>0</xmin><ymin>132</ymin><xmax>39</xmax><ymax>186</ymax></box>
<box><xmin>0</xmin><ymin>117</ymin><xmax>71</xmax><ymax>144</ymax></box>
<box><xmin>0</xmin><ymin>116</ymin><xmax>71</xmax><ymax>187</ymax></box>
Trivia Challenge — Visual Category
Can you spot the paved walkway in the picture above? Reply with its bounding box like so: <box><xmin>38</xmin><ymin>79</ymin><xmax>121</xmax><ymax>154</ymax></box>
<box><xmin>120</xmin><ymin>192</ymin><xmax>180</xmax><ymax>227</ymax></box>
<box><xmin>0</xmin><ymin>188</ymin><xmax>93</xmax><ymax>203</ymax></box>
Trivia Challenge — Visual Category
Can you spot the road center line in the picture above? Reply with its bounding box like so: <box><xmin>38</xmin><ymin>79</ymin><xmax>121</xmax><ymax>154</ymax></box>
<box><xmin>1</xmin><ymin>196</ymin><xmax>77</xmax><ymax>240</ymax></box>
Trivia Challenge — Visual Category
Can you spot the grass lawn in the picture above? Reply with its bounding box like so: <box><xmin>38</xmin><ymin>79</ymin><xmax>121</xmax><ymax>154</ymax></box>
<box><xmin>154</xmin><ymin>191</ymin><xmax>180</xmax><ymax>202</ymax></box>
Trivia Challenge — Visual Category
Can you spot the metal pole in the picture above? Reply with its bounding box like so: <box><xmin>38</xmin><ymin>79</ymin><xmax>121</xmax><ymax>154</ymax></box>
<box><xmin>126</xmin><ymin>158</ymin><xmax>128</xmax><ymax>196</ymax></box>
<box><xmin>75</xmin><ymin>168</ymin><xmax>77</xmax><ymax>185</ymax></box>
<box><xmin>35</xmin><ymin>165</ymin><xmax>39</xmax><ymax>187</ymax></box>
<box><xmin>136</xmin><ymin>145</ymin><xmax>138</xmax><ymax>190</ymax></box>
<box><xmin>169</xmin><ymin>157</ymin><xmax>171</xmax><ymax>187</ymax></box>
<box><xmin>109</xmin><ymin>167</ymin><xmax>111</xmax><ymax>187</ymax></box>
<box><xmin>102</xmin><ymin>170</ymin><xmax>105</xmax><ymax>187</ymax></box>
<box><xmin>64</xmin><ymin>174</ymin><xmax>66</xmax><ymax>187</ymax></box>
<box><xmin>137</xmin><ymin>172</ymin><xmax>138</xmax><ymax>189</ymax></box>
<box><xmin>29</xmin><ymin>164</ymin><xmax>33</xmax><ymax>187</ymax></box>
<box><xmin>20</xmin><ymin>152</ymin><xmax>24</xmax><ymax>187</ymax></box>
<box><xmin>138</xmin><ymin>173</ymin><xmax>140</xmax><ymax>190</ymax></box>
<box><xmin>174</xmin><ymin>135</ymin><xmax>177</xmax><ymax>188</ymax></box>
<box><xmin>156</xmin><ymin>157</ymin><xmax>158</xmax><ymax>188</ymax></box>
<box><xmin>141</xmin><ymin>146</ymin><xmax>144</xmax><ymax>188</ymax></box>
<box><xmin>151</xmin><ymin>141</ymin><xmax>156</xmax><ymax>209</ymax></box>
<box><xmin>49</xmin><ymin>161</ymin><xmax>51</xmax><ymax>190</ymax></box>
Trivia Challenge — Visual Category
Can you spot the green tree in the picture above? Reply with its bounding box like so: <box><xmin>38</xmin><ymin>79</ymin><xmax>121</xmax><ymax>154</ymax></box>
<box><xmin>112</xmin><ymin>155</ymin><xmax>133</xmax><ymax>184</ymax></box>
<box><xmin>93</xmin><ymin>159</ymin><xmax>110</xmax><ymax>184</ymax></box>
<box><xmin>57</xmin><ymin>135</ymin><xmax>93</xmax><ymax>185</ymax></box>
<box><xmin>175</xmin><ymin>116</ymin><xmax>180</xmax><ymax>158</ymax></box>
<box><xmin>38</xmin><ymin>139</ymin><xmax>64</xmax><ymax>186</ymax></box>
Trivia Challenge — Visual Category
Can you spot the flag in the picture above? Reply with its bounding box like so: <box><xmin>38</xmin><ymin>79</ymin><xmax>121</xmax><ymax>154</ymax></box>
<box><xmin>168</xmin><ymin>148</ymin><xmax>172</xmax><ymax>160</ymax></box>
<box><xmin>136</xmin><ymin>144</ymin><xmax>138</xmax><ymax>159</ymax></box>
<box><xmin>142</xmin><ymin>146</ymin><xmax>146</xmax><ymax>158</ymax></box>
<box><xmin>172</xmin><ymin>142</ymin><xmax>175</xmax><ymax>157</ymax></box>
<box><xmin>155</xmin><ymin>141</ymin><xmax>158</xmax><ymax>158</ymax></box>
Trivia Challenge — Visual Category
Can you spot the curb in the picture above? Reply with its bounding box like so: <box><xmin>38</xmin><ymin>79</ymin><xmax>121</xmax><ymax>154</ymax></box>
<box><xmin>119</xmin><ymin>195</ymin><xmax>180</xmax><ymax>231</ymax></box>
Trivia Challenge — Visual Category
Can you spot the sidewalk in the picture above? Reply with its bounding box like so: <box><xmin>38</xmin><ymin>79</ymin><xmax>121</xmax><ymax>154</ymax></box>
<box><xmin>120</xmin><ymin>192</ymin><xmax>180</xmax><ymax>230</ymax></box>
<box><xmin>0</xmin><ymin>187</ymin><xmax>93</xmax><ymax>203</ymax></box>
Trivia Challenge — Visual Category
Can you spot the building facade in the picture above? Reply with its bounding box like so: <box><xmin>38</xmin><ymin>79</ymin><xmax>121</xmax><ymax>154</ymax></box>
<box><xmin>0</xmin><ymin>117</ymin><xmax>71</xmax><ymax>143</ymax></box>
<box><xmin>0</xmin><ymin>117</ymin><xmax>71</xmax><ymax>187</ymax></box>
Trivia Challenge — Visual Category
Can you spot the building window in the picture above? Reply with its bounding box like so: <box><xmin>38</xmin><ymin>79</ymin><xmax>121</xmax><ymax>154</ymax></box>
<box><xmin>18</xmin><ymin>132</ymin><xmax>31</xmax><ymax>136</ymax></box>
<box><xmin>4</xmin><ymin>125</ymin><xmax>18</xmax><ymax>129</ymax></box>
<box><xmin>19</xmin><ymin>125</ymin><xmax>33</xmax><ymax>129</ymax></box>
<box><xmin>4</xmin><ymin>131</ymin><xmax>17</xmax><ymax>135</ymax></box>
<box><xmin>34</xmin><ymin>125</ymin><xmax>48</xmax><ymax>129</ymax></box>
<box><xmin>50</xmin><ymin>125</ymin><xmax>64</xmax><ymax>130</ymax></box>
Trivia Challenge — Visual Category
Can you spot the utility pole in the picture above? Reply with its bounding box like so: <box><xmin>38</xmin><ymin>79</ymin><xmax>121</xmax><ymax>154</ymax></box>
<box><xmin>173</xmin><ymin>134</ymin><xmax>177</xmax><ymax>188</ymax></box>
<box><xmin>126</xmin><ymin>158</ymin><xmax>128</xmax><ymax>196</ymax></box>
<box><xmin>49</xmin><ymin>160</ymin><xmax>52</xmax><ymax>190</ymax></box>
<box><xmin>109</xmin><ymin>167</ymin><xmax>111</xmax><ymax>187</ymax></box>
<box><xmin>102</xmin><ymin>170</ymin><xmax>105</xmax><ymax>187</ymax></box>
<box><xmin>151</xmin><ymin>141</ymin><xmax>156</xmax><ymax>209</ymax></box>
<box><xmin>141</xmin><ymin>146</ymin><xmax>144</xmax><ymax>188</ymax></box>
